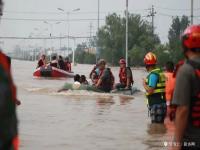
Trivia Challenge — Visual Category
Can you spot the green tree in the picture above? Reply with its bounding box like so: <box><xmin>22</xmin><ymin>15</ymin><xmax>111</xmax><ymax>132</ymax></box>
<box><xmin>168</xmin><ymin>15</ymin><xmax>190</xmax><ymax>63</ymax></box>
<box><xmin>97</xmin><ymin>13</ymin><xmax>160</xmax><ymax>66</ymax></box>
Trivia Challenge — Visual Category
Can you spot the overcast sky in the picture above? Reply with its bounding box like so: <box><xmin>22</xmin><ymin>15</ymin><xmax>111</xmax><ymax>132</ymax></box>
<box><xmin>0</xmin><ymin>0</ymin><xmax>199</xmax><ymax>52</ymax></box>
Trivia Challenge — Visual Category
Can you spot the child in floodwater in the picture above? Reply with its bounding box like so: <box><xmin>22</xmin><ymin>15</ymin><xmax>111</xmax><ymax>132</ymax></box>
<box><xmin>80</xmin><ymin>75</ymin><xmax>89</xmax><ymax>85</ymax></box>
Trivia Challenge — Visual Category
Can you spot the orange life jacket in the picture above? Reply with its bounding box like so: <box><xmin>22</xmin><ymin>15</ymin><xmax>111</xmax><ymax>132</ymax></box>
<box><xmin>119</xmin><ymin>67</ymin><xmax>133</xmax><ymax>85</ymax></box>
<box><xmin>187</xmin><ymin>60</ymin><xmax>200</xmax><ymax>128</ymax></box>
<box><xmin>0</xmin><ymin>51</ymin><xmax>17</xmax><ymax>102</ymax></box>
<box><xmin>0</xmin><ymin>51</ymin><xmax>19</xmax><ymax>150</ymax></box>
<box><xmin>164</xmin><ymin>72</ymin><xmax>176</xmax><ymax>102</ymax></box>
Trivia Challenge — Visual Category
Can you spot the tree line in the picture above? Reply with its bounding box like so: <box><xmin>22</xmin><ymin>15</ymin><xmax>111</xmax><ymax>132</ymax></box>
<box><xmin>73</xmin><ymin>13</ymin><xmax>190</xmax><ymax>66</ymax></box>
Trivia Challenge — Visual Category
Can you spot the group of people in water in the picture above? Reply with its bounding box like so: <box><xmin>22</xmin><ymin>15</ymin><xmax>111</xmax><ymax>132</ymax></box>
<box><xmin>71</xmin><ymin>58</ymin><xmax>134</xmax><ymax>93</ymax></box>
<box><xmin>37</xmin><ymin>54</ymin><xmax>72</xmax><ymax>72</ymax></box>
<box><xmin>142</xmin><ymin>25</ymin><xmax>200</xmax><ymax>150</ymax></box>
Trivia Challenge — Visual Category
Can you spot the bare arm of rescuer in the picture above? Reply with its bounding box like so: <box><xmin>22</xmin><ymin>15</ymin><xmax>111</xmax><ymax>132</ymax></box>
<box><xmin>173</xmin><ymin>106</ymin><xmax>189</xmax><ymax>149</ymax></box>
<box><xmin>96</xmin><ymin>79</ymin><xmax>102</xmax><ymax>87</ymax></box>
<box><xmin>143</xmin><ymin>78</ymin><xmax>155</xmax><ymax>94</ymax></box>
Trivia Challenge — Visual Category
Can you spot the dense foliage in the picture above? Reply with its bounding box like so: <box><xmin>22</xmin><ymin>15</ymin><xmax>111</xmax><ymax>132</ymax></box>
<box><xmin>74</xmin><ymin>13</ymin><xmax>190</xmax><ymax>66</ymax></box>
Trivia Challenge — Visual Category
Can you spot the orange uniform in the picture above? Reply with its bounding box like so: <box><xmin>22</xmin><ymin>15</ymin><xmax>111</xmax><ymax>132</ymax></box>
<box><xmin>164</xmin><ymin>72</ymin><xmax>176</xmax><ymax>105</ymax></box>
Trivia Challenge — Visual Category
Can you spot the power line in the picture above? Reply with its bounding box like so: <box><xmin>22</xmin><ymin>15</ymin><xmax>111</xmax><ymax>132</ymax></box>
<box><xmin>147</xmin><ymin>5</ymin><xmax>156</xmax><ymax>36</ymax></box>
<box><xmin>3</xmin><ymin>9</ymin><xmax>148</xmax><ymax>15</ymax></box>
<box><xmin>157</xmin><ymin>13</ymin><xmax>200</xmax><ymax>18</ymax></box>
<box><xmin>0</xmin><ymin>36</ymin><xmax>95</xmax><ymax>40</ymax></box>
<box><xmin>154</xmin><ymin>5</ymin><xmax>200</xmax><ymax>11</ymax></box>
<box><xmin>1</xmin><ymin>17</ymin><xmax>105</xmax><ymax>22</ymax></box>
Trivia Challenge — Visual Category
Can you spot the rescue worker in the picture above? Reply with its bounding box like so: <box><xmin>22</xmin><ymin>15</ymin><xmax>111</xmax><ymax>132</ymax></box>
<box><xmin>64</xmin><ymin>57</ymin><xmax>71</xmax><ymax>72</ymax></box>
<box><xmin>95</xmin><ymin>59</ymin><xmax>114</xmax><ymax>92</ymax></box>
<box><xmin>0</xmin><ymin>50</ymin><xmax>19</xmax><ymax>150</ymax></box>
<box><xmin>172</xmin><ymin>25</ymin><xmax>200</xmax><ymax>150</ymax></box>
<box><xmin>0</xmin><ymin>1</ymin><xmax>19</xmax><ymax>149</ymax></box>
<box><xmin>143</xmin><ymin>52</ymin><xmax>166</xmax><ymax>123</ymax></box>
<box><xmin>50</xmin><ymin>55</ymin><xmax>58</xmax><ymax>68</ymax></box>
<box><xmin>115</xmin><ymin>59</ymin><xmax>134</xmax><ymax>90</ymax></box>
<box><xmin>58</xmin><ymin>55</ymin><xmax>66</xmax><ymax>70</ymax></box>
<box><xmin>164</xmin><ymin>61</ymin><xmax>176</xmax><ymax>119</ymax></box>
<box><xmin>37</xmin><ymin>54</ymin><xmax>46</xmax><ymax>68</ymax></box>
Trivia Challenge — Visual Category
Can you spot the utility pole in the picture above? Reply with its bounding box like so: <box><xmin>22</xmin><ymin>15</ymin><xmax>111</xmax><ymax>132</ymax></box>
<box><xmin>147</xmin><ymin>5</ymin><xmax>156</xmax><ymax>36</ymax></box>
<box><xmin>98</xmin><ymin>0</ymin><xmax>100</xmax><ymax>31</ymax></box>
<box><xmin>89</xmin><ymin>22</ymin><xmax>93</xmax><ymax>40</ymax></box>
<box><xmin>96</xmin><ymin>0</ymin><xmax>100</xmax><ymax>63</ymax></box>
<box><xmin>191</xmin><ymin>0</ymin><xmax>194</xmax><ymax>25</ymax></box>
<box><xmin>125</xmin><ymin>0</ymin><xmax>128</xmax><ymax>66</ymax></box>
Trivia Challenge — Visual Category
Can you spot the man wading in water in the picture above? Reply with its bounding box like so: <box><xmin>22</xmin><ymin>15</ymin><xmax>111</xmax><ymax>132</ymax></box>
<box><xmin>172</xmin><ymin>25</ymin><xmax>200</xmax><ymax>150</ymax></box>
<box><xmin>143</xmin><ymin>52</ymin><xmax>166</xmax><ymax>123</ymax></box>
<box><xmin>0</xmin><ymin>1</ymin><xmax>19</xmax><ymax>149</ymax></box>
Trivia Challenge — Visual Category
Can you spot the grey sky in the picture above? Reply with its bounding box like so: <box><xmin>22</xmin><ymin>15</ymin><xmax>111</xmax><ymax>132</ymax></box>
<box><xmin>0</xmin><ymin>0</ymin><xmax>199</xmax><ymax>52</ymax></box>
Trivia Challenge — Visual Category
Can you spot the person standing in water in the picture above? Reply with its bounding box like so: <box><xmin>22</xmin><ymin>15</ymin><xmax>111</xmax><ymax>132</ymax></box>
<box><xmin>143</xmin><ymin>52</ymin><xmax>166</xmax><ymax>123</ymax></box>
<box><xmin>164</xmin><ymin>61</ymin><xmax>176</xmax><ymax>119</ymax></box>
<box><xmin>172</xmin><ymin>25</ymin><xmax>200</xmax><ymax>150</ymax></box>
<box><xmin>0</xmin><ymin>1</ymin><xmax>19</xmax><ymax>149</ymax></box>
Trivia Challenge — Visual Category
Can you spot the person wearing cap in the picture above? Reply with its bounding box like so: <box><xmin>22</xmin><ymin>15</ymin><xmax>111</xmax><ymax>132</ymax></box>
<box><xmin>172</xmin><ymin>25</ymin><xmax>200</xmax><ymax>150</ymax></box>
<box><xmin>95</xmin><ymin>59</ymin><xmax>115</xmax><ymax>92</ymax></box>
<box><xmin>143</xmin><ymin>52</ymin><xmax>166</xmax><ymax>123</ymax></box>
<box><xmin>115</xmin><ymin>58</ymin><xmax>134</xmax><ymax>90</ymax></box>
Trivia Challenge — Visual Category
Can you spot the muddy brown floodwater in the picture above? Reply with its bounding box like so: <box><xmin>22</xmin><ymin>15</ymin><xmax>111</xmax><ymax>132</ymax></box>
<box><xmin>12</xmin><ymin>60</ymin><xmax>174</xmax><ymax>150</ymax></box>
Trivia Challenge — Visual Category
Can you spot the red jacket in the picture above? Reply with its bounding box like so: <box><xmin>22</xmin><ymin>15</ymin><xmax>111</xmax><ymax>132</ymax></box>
<box><xmin>0</xmin><ymin>51</ymin><xmax>19</xmax><ymax>150</ymax></box>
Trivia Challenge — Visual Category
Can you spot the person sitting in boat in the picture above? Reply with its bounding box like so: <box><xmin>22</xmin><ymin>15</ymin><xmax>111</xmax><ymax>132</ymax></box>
<box><xmin>37</xmin><ymin>54</ymin><xmax>46</xmax><ymax>68</ymax></box>
<box><xmin>50</xmin><ymin>55</ymin><xmax>58</xmax><ymax>68</ymax></box>
<box><xmin>89</xmin><ymin>64</ymin><xmax>99</xmax><ymax>85</ymax></box>
<box><xmin>64</xmin><ymin>57</ymin><xmax>71</xmax><ymax>72</ymax></box>
<box><xmin>58</xmin><ymin>55</ymin><xmax>66</xmax><ymax>70</ymax></box>
<box><xmin>115</xmin><ymin>59</ymin><xmax>134</xmax><ymax>90</ymax></box>
<box><xmin>80</xmin><ymin>75</ymin><xmax>89</xmax><ymax>85</ymax></box>
<box><xmin>95</xmin><ymin>59</ymin><xmax>115</xmax><ymax>92</ymax></box>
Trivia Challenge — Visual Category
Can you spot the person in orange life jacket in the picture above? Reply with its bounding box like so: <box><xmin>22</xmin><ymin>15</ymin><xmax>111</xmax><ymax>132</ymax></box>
<box><xmin>50</xmin><ymin>55</ymin><xmax>58</xmax><ymax>68</ymax></box>
<box><xmin>0</xmin><ymin>50</ymin><xmax>19</xmax><ymax>150</ymax></box>
<box><xmin>143</xmin><ymin>52</ymin><xmax>166</xmax><ymax>123</ymax></box>
<box><xmin>166</xmin><ymin>60</ymin><xmax>185</xmax><ymax>122</ymax></box>
<box><xmin>58</xmin><ymin>55</ymin><xmax>66</xmax><ymax>70</ymax></box>
<box><xmin>172</xmin><ymin>25</ymin><xmax>200</xmax><ymax>150</ymax></box>
<box><xmin>164</xmin><ymin>61</ymin><xmax>176</xmax><ymax>119</ymax></box>
<box><xmin>95</xmin><ymin>59</ymin><xmax>114</xmax><ymax>92</ymax></box>
<box><xmin>64</xmin><ymin>57</ymin><xmax>71</xmax><ymax>71</ymax></box>
<box><xmin>37</xmin><ymin>54</ymin><xmax>46</xmax><ymax>68</ymax></box>
<box><xmin>115</xmin><ymin>59</ymin><xmax>134</xmax><ymax>90</ymax></box>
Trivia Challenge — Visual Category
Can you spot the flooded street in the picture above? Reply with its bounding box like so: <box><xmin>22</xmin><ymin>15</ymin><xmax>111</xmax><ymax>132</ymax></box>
<box><xmin>12</xmin><ymin>60</ymin><xmax>173</xmax><ymax>150</ymax></box>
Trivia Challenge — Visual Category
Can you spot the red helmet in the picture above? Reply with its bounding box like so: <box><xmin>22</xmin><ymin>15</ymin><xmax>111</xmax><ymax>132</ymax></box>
<box><xmin>119</xmin><ymin>59</ymin><xmax>126</xmax><ymax>64</ymax></box>
<box><xmin>182</xmin><ymin>25</ymin><xmax>200</xmax><ymax>51</ymax></box>
<box><xmin>144</xmin><ymin>52</ymin><xmax>157</xmax><ymax>65</ymax></box>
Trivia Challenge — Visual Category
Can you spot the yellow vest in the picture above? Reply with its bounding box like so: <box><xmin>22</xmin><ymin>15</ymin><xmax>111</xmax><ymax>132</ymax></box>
<box><xmin>145</xmin><ymin>68</ymin><xmax>166</xmax><ymax>96</ymax></box>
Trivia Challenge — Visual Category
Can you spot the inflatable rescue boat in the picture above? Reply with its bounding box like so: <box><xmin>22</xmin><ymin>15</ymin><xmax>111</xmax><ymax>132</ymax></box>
<box><xmin>33</xmin><ymin>66</ymin><xmax>74</xmax><ymax>78</ymax></box>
